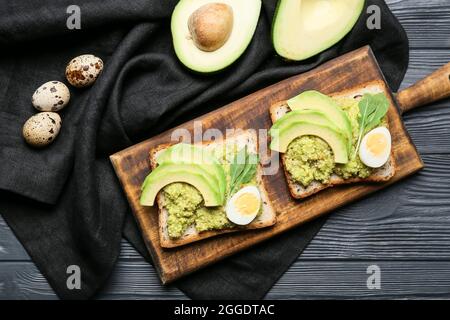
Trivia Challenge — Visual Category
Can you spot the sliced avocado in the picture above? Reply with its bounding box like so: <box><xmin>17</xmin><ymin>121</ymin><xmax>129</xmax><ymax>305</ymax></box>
<box><xmin>270</xmin><ymin>121</ymin><xmax>349</xmax><ymax>164</ymax></box>
<box><xmin>157</xmin><ymin>143</ymin><xmax>219</xmax><ymax>165</ymax></box>
<box><xmin>156</xmin><ymin>143</ymin><xmax>226</xmax><ymax>202</ymax></box>
<box><xmin>272</xmin><ymin>0</ymin><xmax>365</xmax><ymax>61</ymax></box>
<box><xmin>171</xmin><ymin>0</ymin><xmax>262</xmax><ymax>73</ymax></box>
<box><xmin>270</xmin><ymin>109</ymin><xmax>343</xmax><ymax>136</ymax></box>
<box><xmin>140</xmin><ymin>163</ymin><xmax>222</xmax><ymax>207</ymax></box>
<box><xmin>287</xmin><ymin>91</ymin><xmax>352</xmax><ymax>152</ymax></box>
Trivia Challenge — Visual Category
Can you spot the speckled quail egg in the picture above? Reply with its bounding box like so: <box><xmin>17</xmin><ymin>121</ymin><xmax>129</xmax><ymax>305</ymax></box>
<box><xmin>22</xmin><ymin>112</ymin><xmax>62</xmax><ymax>147</ymax></box>
<box><xmin>359</xmin><ymin>127</ymin><xmax>392</xmax><ymax>168</ymax></box>
<box><xmin>32</xmin><ymin>81</ymin><xmax>70</xmax><ymax>112</ymax></box>
<box><xmin>65</xmin><ymin>54</ymin><xmax>103</xmax><ymax>88</ymax></box>
<box><xmin>226</xmin><ymin>186</ymin><xmax>261</xmax><ymax>225</ymax></box>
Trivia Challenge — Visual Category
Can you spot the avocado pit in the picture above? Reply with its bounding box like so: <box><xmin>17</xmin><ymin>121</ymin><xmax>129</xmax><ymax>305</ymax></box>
<box><xmin>188</xmin><ymin>3</ymin><xmax>234</xmax><ymax>52</ymax></box>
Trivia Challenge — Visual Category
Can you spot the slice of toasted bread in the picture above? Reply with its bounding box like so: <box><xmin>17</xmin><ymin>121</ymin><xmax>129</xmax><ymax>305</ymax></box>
<box><xmin>148</xmin><ymin>130</ymin><xmax>277</xmax><ymax>248</ymax></box>
<box><xmin>269</xmin><ymin>80</ymin><xmax>396</xmax><ymax>199</ymax></box>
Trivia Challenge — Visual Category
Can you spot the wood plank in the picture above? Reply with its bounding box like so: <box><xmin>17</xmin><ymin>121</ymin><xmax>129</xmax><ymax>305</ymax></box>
<box><xmin>396</xmin><ymin>49</ymin><xmax>450</xmax><ymax>154</ymax></box>
<box><xmin>4</xmin><ymin>260</ymin><xmax>450</xmax><ymax>299</ymax></box>
<box><xmin>401</xmin><ymin>49</ymin><xmax>450</xmax><ymax>89</ymax></box>
<box><xmin>0</xmin><ymin>217</ymin><xmax>29</xmax><ymax>261</ymax></box>
<box><xmin>0</xmin><ymin>262</ymin><xmax>58</xmax><ymax>300</ymax></box>
<box><xmin>388</xmin><ymin>0</ymin><xmax>450</xmax><ymax>48</ymax></box>
<box><xmin>110</xmin><ymin>46</ymin><xmax>423</xmax><ymax>283</ymax></box>
<box><xmin>268</xmin><ymin>260</ymin><xmax>450</xmax><ymax>299</ymax></box>
<box><xmin>403</xmin><ymin>99</ymin><xmax>450</xmax><ymax>154</ymax></box>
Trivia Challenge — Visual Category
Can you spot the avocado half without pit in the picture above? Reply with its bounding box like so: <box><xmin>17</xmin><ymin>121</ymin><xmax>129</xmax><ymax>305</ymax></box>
<box><xmin>272</xmin><ymin>0</ymin><xmax>365</xmax><ymax>61</ymax></box>
<box><xmin>171</xmin><ymin>0</ymin><xmax>262</xmax><ymax>73</ymax></box>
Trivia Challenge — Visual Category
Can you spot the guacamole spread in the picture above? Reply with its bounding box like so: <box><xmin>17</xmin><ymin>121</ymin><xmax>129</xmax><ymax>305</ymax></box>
<box><xmin>163</xmin><ymin>145</ymin><xmax>259</xmax><ymax>239</ymax></box>
<box><xmin>285</xmin><ymin>136</ymin><xmax>334</xmax><ymax>187</ymax></box>
<box><xmin>285</xmin><ymin>98</ymin><xmax>380</xmax><ymax>187</ymax></box>
<box><xmin>163</xmin><ymin>181</ymin><xmax>236</xmax><ymax>238</ymax></box>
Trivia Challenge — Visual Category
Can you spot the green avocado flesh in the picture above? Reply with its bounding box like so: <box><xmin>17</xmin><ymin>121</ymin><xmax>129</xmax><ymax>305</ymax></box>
<box><xmin>171</xmin><ymin>0</ymin><xmax>262</xmax><ymax>73</ymax></box>
<box><xmin>271</xmin><ymin>121</ymin><xmax>349</xmax><ymax>164</ymax></box>
<box><xmin>141</xmin><ymin>143</ymin><xmax>260</xmax><ymax>239</ymax></box>
<box><xmin>272</xmin><ymin>0</ymin><xmax>365</xmax><ymax>61</ymax></box>
<box><xmin>163</xmin><ymin>183</ymin><xmax>234</xmax><ymax>238</ymax></box>
<box><xmin>164</xmin><ymin>146</ymin><xmax>260</xmax><ymax>239</ymax></box>
<box><xmin>156</xmin><ymin>143</ymin><xmax>226</xmax><ymax>202</ymax></box>
<box><xmin>288</xmin><ymin>90</ymin><xmax>353</xmax><ymax>152</ymax></box>
<box><xmin>279</xmin><ymin>97</ymin><xmax>378</xmax><ymax>187</ymax></box>
<box><xmin>140</xmin><ymin>163</ymin><xmax>222</xmax><ymax>207</ymax></box>
<box><xmin>270</xmin><ymin>109</ymin><xmax>343</xmax><ymax>136</ymax></box>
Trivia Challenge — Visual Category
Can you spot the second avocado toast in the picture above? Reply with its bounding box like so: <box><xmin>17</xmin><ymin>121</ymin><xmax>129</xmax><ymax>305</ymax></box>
<box><xmin>269</xmin><ymin>80</ymin><xmax>396</xmax><ymax>199</ymax></box>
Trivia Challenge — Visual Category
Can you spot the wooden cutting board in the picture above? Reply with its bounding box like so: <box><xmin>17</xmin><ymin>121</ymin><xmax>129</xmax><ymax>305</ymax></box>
<box><xmin>110</xmin><ymin>46</ymin><xmax>431</xmax><ymax>284</ymax></box>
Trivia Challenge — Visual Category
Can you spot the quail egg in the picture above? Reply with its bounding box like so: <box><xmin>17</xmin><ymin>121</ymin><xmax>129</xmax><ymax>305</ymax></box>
<box><xmin>359</xmin><ymin>127</ymin><xmax>392</xmax><ymax>168</ymax></box>
<box><xmin>226</xmin><ymin>185</ymin><xmax>261</xmax><ymax>225</ymax></box>
<box><xmin>65</xmin><ymin>54</ymin><xmax>103</xmax><ymax>88</ymax></box>
<box><xmin>32</xmin><ymin>81</ymin><xmax>70</xmax><ymax>112</ymax></box>
<box><xmin>22</xmin><ymin>112</ymin><xmax>62</xmax><ymax>148</ymax></box>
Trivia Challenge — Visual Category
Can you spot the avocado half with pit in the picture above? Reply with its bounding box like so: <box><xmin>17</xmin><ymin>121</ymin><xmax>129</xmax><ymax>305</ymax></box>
<box><xmin>171</xmin><ymin>0</ymin><xmax>262</xmax><ymax>73</ymax></box>
<box><xmin>272</xmin><ymin>0</ymin><xmax>365</xmax><ymax>61</ymax></box>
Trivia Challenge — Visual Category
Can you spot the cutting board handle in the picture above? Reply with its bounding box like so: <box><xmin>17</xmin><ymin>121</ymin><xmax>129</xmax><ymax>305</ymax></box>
<box><xmin>396</xmin><ymin>62</ymin><xmax>450</xmax><ymax>114</ymax></box>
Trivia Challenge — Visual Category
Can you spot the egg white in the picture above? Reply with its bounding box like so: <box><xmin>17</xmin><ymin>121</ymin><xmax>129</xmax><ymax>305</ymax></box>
<box><xmin>359</xmin><ymin>127</ymin><xmax>391</xmax><ymax>168</ymax></box>
<box><xmin>226</xmin><ymin>186</ymin><xmax>261</xmax><ymax>226</ymax></box>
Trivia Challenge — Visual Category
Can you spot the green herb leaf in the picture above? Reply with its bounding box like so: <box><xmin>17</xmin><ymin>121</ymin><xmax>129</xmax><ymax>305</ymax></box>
<box><xmin>229</xmin><ymin>146</ymin><xmax>247</xmax><ymax>186</ymax></box>
<box><xmin>229</xmin><ymin>147</ymin><xmax>259</xmax><ymax>196</ymax></box>
<box><xmin>353</xmin><ymin>93</ymin><xmax>389</xmax><ymax>158</ymax></box>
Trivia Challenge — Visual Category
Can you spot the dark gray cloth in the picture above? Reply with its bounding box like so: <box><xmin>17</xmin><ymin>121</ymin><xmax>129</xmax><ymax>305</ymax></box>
<box><xmin>0</xmin><ymin>0</ymin><xmax>408</xmax><ymax>299</ymax></box>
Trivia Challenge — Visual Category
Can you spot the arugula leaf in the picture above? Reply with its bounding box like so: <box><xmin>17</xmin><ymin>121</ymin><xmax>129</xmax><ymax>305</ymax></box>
<box><xmin>353</xmin><ymin>93</ymin><xmax>389</xmax><ymax>158</ymax></box>
<box><xmin>229</xmin><ymin>146</ymin><xmax>247</xmax><ymax>186</ymax></box>
<box><xmin>229</xmin><ymin>147</ymin><xmax>259</xmax><ymax>196</ymax></box>
<box><xmin>365</xmin><ymin>93</ymin><xmax>389</xmax><ymax>131</ymax></box>
<box><xmin>234</xmin><ymin>153</ymin><xmax>258</xmax><ymax>186</ymax></box>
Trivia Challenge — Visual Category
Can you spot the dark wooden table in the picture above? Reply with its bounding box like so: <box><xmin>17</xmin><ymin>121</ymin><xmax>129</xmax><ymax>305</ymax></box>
<box><xmin>1</xmin><ymin>0</ymin><xmax>449</xmax><ymax>299</ymax></box>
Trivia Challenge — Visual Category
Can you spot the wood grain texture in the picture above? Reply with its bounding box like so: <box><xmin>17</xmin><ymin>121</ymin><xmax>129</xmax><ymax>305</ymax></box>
<box><xmin>0</xmin><ymin>149</ymin><xmax>445</xmax><ymax>299</ymax></box>
<box><xmin>110</xmin><ymin>46</ymin><xmax>423</xmax><ymax>284</ymax></box>
<box><xmin>397</xmin><ymin>62</ymin><xmax>450</xmax><ymax>113</ymax></box>
<box><xmin>5</xmin><ymin>260</ymin><xmax>450</xmax><ymax>300</ymax></box>
<box><xmin>387</xmin><ymin>0</ymin><xmax>450</xmax><ymax>48</ymax></box>
<box><xmin>1</xmin><ymin>0</ymin><xmax>450</xmax><ymax>299</ymax></box>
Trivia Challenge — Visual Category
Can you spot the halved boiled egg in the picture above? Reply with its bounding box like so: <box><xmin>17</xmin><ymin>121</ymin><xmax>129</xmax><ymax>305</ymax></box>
<box><xmin>359</xmin><ymin>127</ymin><xmax>392</xmax><ymax>168</ymax></box>
<box><xmin>226</xmin><ymin>186</ymin><xmax>261</xmax><ymax>225</ymax></box>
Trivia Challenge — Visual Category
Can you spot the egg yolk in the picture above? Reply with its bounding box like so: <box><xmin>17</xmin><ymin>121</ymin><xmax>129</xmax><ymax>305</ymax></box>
<box><xmin>233</xmin><ymin>193</ymin><xmax>260</xmax><ymax>216</ymax></box>
<box><xmin>367</xmin><ymin>133</ymin><xmax>387</xmax><ymax>156</ymax></box>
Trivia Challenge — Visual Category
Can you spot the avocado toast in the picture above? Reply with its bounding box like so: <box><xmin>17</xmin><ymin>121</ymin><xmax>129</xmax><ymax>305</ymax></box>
<box><xmin>142</xmin><ymin>130</ymin><xmax>276</xmax><ymax>248</ymax></box>
<box><xmin>270</xmin><ymin>80</ymin><xmax>396</xmax><ymax>199</ymax></box>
